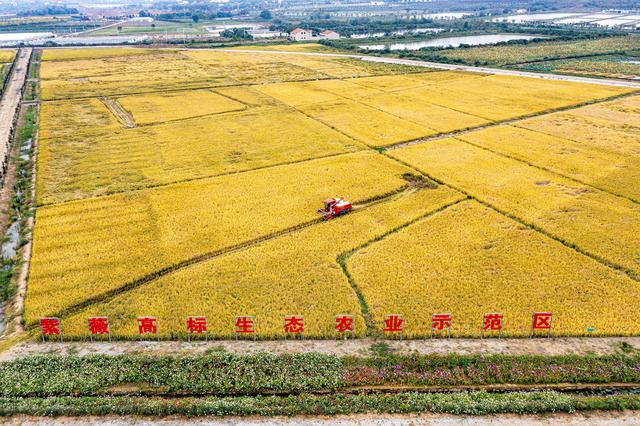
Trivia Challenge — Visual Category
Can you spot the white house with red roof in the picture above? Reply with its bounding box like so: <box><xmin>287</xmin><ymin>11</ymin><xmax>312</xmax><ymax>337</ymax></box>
<box><xmin>289</xmin><ymin>28</ymin><xmax>340</xmax><ymax>41</ymax></box>
<box><xmin>289</xmin><ymin>28</ymin><xmax>312</xmax><ymax>41</ymax></box>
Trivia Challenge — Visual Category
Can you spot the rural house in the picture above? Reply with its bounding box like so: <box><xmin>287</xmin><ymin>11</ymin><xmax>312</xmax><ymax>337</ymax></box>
<box><xmin>319</xmin><ymin>30</ymin><xmax>340</xmax><ymax>39</ymax></box>
<box><xmin>289</xmin><ymin>28</ymin><xmax>311</xmax><ymax>41</ymax></box>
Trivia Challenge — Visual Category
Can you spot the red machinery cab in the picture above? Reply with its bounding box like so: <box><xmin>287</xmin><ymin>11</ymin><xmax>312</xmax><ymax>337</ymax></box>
<box><xmin>318</xmin><ymin>197</ymin><xmax>352</xmax><ymax>220</ymax></box>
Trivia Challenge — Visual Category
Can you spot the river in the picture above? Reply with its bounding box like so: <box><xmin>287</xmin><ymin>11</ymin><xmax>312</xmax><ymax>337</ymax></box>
<box><xmin>360</xmin><ymin>34</ymin><xmax>543</xmax><ymax>51</ymax></box>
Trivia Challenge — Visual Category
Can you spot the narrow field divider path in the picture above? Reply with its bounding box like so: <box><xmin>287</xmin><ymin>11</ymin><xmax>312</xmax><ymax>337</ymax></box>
<box><xmin>337</xmin><ymin>197</ymin><xmax>468</xmax><ymax>335</ymax></box>
<box><xmin>36</xmin><ymin>185</ymin><xmax>419</xmax><ymax>328</ymax></box>
<box><xmin>383</xmin><ymin>153</ymin><xmax>640</xmax><ymax>284</ymax></box>
<box><xmin>0</xmin><ymin>48</ymin><xmax>31</xmax><ymax>183</ymax></box>
<box><xmin>384</xmin><ymin>90</ymin><xmax>640</xmax><ymax>151</ymax></box>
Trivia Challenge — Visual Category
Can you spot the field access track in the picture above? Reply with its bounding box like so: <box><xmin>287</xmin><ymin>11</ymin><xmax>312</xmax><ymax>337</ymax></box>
<box><xmin>0</xmin><ymin>48</ymin><xmax>30</xmax><ymax>182</ymax></box>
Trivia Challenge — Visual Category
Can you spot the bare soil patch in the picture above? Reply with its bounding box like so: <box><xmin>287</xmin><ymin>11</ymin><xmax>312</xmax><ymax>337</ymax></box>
<box><xmin>2</xmin><ymin>336</ymin><xmax>639</xmax><ymax>361</ymax></box>
<box><xmin>3</xmin><ymin>411</ymin><xmax>640</xmax><ymax>425</ymax></box>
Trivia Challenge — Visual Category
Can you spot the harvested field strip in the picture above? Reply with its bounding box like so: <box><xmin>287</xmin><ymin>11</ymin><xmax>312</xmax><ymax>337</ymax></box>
<box><xmin>59</xmin><ymin>187</ymin><xmax>464</xmax><ymax>339</ymax></box>
<box><xmin>25</xmin><ymin>151</ymin><xmax>415</xmax><ymax>324</ymax></box>
<box><xmin>389</xmin><ymin>139</ymin><xmax>640</xmax><ymax>281</ymax></box>
<box><xmin>98</xmin><ymin>97</ymin><xmax>135</xmax><ymax>128</ymax></box>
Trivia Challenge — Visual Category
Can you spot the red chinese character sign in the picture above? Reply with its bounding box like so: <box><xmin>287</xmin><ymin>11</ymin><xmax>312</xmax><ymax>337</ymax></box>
<box><xmin>481</xmin><ymin>313</ymin><xmax>504</xmax><ymax>338</ymax></box>
<box><xmin>137</xmin><ymin>316</ymin><xmax>159</xmax><ymax>341</ymax></box>
<box><xmin>39</xmin><ymin>317</ymin><xmax>62</xmax><ymax>342</ymax></box>
<box><xmin>187</xmin><ymin>316</ymin><xmax>208</xmax><ymax>341</ymax></box>
<box><xmin>235</xmin><ymin>316</ymin><xmax>256</xmax><ymax>340</ymax></box>
<box><xmin>431</xmin><ymin>313</ymin><xmax>452</xmax><ymax>338</ymax></box>
<box><xmin>334</xmin><ymin>314</ymin><xmax>354</xmax><ymax>339</ymax></box>
<box><xmin>87</xmin><ymin>317</ymin><xmax>110</xmax><ymax>342</ymax></box>
<box><xmin>530</xmin><ymin>312</ymin><xmax>553</xmax><ymax>338</ymax></box>
<box><xmin>383</xmin><ymin>314</ymin><xmax>403</xmax><ymax>340</ymax></box>
<box><xmin>284</xmin><ymin>315</ymin><xmax>304</xmax><ymax>340</ymax></box>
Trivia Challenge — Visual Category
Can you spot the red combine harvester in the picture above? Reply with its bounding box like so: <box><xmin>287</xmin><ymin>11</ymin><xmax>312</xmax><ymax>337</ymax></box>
<box><xmin>317</xmin><ymin>197</ymin><xmax>352</xmax><ymax>220</ymax></box>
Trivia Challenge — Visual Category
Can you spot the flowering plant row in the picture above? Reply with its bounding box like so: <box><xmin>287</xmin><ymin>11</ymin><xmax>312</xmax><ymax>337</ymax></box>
<box><xmin>2</xmin><ymin>353</ymin><xmax>640</xmax><ymax>397</ymax></box>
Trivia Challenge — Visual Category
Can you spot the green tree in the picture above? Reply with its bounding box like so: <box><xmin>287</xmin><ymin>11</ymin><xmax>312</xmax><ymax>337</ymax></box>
<box><xmin>192</xmin><ymin>14</ymin><xmax>200</xmax><ymax>23</ymax></box>
<box><xmin>260</xmin><ymin>10</ymin><xmax>272</xmax><ymax>20</ymax></box>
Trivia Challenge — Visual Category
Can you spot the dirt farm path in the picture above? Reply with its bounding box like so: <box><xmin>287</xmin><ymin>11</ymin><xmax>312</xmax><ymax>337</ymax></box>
<box><xmin>2</xmin><ymin>336</ymin><xmax>640</xmax><ymax>361</ymax></box>
<box><xmin>3</xmin><ymin>411</ymin><xmax>640</xmax><ymax>425</ymax></box>
<box><xmin>220</xmin><ymin>49</ymin><xmax>640</xmax><ymax>89</ymax></box>
<box><xmin>0</xmin><ymin>49</ymin><xmax>31</xmax><ymax>179</ymax></box>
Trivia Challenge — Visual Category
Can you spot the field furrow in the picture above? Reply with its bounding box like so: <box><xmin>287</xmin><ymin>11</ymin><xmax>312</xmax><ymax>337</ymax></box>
<box><xmin>390</xmin><ymin>138</ymin><xmax>640</xmax><ymax>278</ymax></box>
<box><xmin>348</xmin><ymin>200</ymin><xmax>640</xmax><ymax>337</ymax></box>
<box><xmin>59</xmin><ymin>187</ymin><xmax>464</xmax><ymax>338</ymax></box>
<box><xmin>26</xmin><ymin>152</ymin><xmax>416</xmax><ymax>324</ymax></box>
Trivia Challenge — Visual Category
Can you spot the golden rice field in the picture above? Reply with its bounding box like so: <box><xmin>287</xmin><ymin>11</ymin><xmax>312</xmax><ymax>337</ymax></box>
<box><xmin>25</xmin><ymin>46</ymin><xmax>640</xmax><ymax>339</ymax></box>
<box><xmin>348</xmin><ymin>201</ymin><xmax>640</xmax><ymax>337</ymax></box>
<box><xmin>0</xmin><ymin>49</ymin><xmax>16</xmax><ymax>63</ymax></box>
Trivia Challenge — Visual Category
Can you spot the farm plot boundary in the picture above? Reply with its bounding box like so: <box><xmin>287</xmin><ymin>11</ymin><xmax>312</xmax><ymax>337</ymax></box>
<box><xmin>13</xmin><ymin>48</ymin><xmax>640</xmax><ymax>344</ymax></box>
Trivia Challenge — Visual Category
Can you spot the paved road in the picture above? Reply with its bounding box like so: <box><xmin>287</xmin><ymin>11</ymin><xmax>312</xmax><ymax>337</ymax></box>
<box><xmin>221</xmin><ymin>49</ymin><xmax>640</xmax><ymax>89</ymax></box>
<box><xmin>0</xmin><ymin>48</ymin><xmax>31</xmax><ymax>180</ymax></box>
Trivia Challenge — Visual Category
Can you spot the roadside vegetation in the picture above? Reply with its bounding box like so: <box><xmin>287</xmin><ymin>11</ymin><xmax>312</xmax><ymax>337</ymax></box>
<box><xmin>1</xmin><ymin>352</ymin><xmax>640</xmax><ymax>417</ymax></box>
<box><xmin>1</xmin><ymin>392</ymin><xmax>631</xmax><ymax>417</ymax></box>
<box><xmin>0</xmin><ymin>105</ymin><xmax>35</xmax><ymax>304</ymax></box>
<box><xmin>2</xmin><ymin>352</ymin><xmax>640</xmax><ymax>396</ymax></box>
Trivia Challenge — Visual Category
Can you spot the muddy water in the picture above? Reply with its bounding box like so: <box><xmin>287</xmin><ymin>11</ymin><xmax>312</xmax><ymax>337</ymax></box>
<box><xmin>0</xmin><ymin>206</ymin><xmax>19</xmax><ymax>336</ymax></box>
<box><xmin>1</xmin><ymin>220</ymin><xmax>20</xmax><ymax>260</ymax></box>
<box><xmin>0</xmin><ymin>136</ymin><xmax>31</xmax><ymax>335</ymax></box>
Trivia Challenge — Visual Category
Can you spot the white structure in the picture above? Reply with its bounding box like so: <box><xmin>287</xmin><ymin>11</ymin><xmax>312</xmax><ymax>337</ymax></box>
<box><xmin>319</xmin><ymin>30</ymin><xmax>340</xmax><ymax>39</ymax></box>
<box><xmin>289</xmin><ymin>28</ymin><xmax>341</xmax><ymax>41</ymax></box>
<box><xmin>130</xmin><ymin>17</ymin><xmax>154</xmax><ymax>23</ymax></box>
<box><xmin>289</xmin><ymin>28</ymin><xmax>311</xmax><ymax>41</ymax></box>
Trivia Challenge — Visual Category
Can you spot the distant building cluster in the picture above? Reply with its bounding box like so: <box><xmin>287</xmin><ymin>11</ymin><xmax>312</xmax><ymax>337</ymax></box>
<box><xmin>289</xmin><ymin>28</ymin><xmax>340</xmax><ymax>41</ymax></box>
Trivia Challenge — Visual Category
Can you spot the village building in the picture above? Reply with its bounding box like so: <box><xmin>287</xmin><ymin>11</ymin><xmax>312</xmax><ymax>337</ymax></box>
<box><xmin>318</xmin><ymin>30</ymin><xmax>340</xmax><ymax>39</ymax></box>
<box><xmin>289</xmin><ymin>28</ymin><xmax>341</xmax><ymax>41</ymax></box>
<box><xmin>289</xmin><ymin>28</ymin><xmax>312</xmax><ymax>41</ymax></box>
